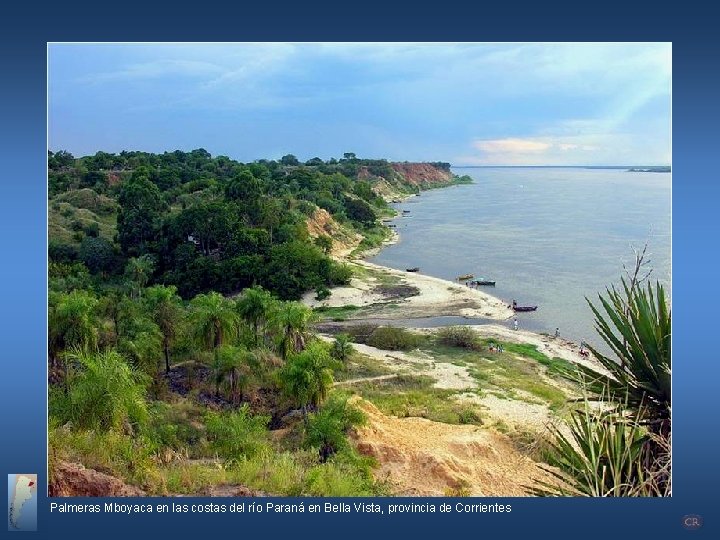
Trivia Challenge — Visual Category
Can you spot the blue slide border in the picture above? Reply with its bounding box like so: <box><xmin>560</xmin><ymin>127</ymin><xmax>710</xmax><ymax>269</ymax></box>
<box><xmin>2</xmin><ymin>1</ymin><xmax>718</xmax><ymax>538</ymax></box>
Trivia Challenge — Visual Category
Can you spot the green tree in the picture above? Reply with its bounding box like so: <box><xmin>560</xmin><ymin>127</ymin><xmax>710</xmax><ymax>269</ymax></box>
<box><xmin>124</xmin><ymin>255</ymin><xmax>156</xmax><ymax>298</ymax></box>
<box><xmin>271</xmin><ymin>301</ymin><xmax>317</xmax><ymax>360</ymax></box>
<box><xmin>189</xmin><ymin>292</ymin><xmax>239</xmax><ymax>351</ymax></box>
<box><xmin>314</xmin><ymin>235</ymin><xmax>333</xmax><ymax>254</ymax></box>
<box><xmin>226</xmin><ymin>170</ymin><xmax>262</xmax><ymax>202</ymax></box>
<box><xmin>259</xmin><ymin>197</ymin><xmax>283</xmax><ymax>245</ymax></box>
<box><xmin>49</xmin><ymin>290</ymin><xmax>99</xmax><ymax>388</ymax></box>
<box><xmin>114</xmin><ymin>296</ymin><xmax>163</xmax><ymax>378</ymax></box>
<box><xmin>56</xmin><ymin>348</ymin><xmax>149</xmax><ymax>432</ymax></box>
<box><xmin>144</xmin><ymin>285</ymin><xmax>183</xmax><ymax>374</ymax></box>
<box><xmin>236</xmin><ymin>286</ymin><xmax>274</xmax><ymax>347</ymax></box>
<box><xmin>343</xmin><ymin>197</ymin><xmax>376</xmax><ymax>225</ymax></box>
<box><xmin>331</xmin><ymin>333</ymin><xmax>353</xmax><ymax>363</ymax></box>
<box><xmin>280</xmin><ymin>154</ymin><xmax>299</xmax><ymax>166</ymax></box>
<box><xmin>305</xmin><ymin>394</ymin><xmax>365</xmax><ymax>461</ymax></box>
<box><xmin>212</xmin><ymin>345</ymin><xmax>256</xmax><ymax>403</ymax></box>
<box><xmin>78</xmin><ymin>236</ymin><xmax>115</xmax><ymax>274</ymax></box>
<box><xmin>117</xmin><ymin>168</ymin><xmax>167</xmax><ymax>255</ymax></box>
<box><xmin>280</xmin><ymin>341</ymin><xmax>335</xmax><ymax>420</ymax></box>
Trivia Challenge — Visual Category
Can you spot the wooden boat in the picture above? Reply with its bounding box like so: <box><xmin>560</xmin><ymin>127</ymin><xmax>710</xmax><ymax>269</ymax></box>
<box><xmin>473</xmin><ymin>280</ymin><xmax>496</xmax><ymax>286</ymax></box>
<box><xmin>402</xmin><ymin>210</ymin><xmax>411</xmax><ymax>214</ymax></box>
<box><xmin>406</xmin><ymin>267</ymin><xmax>420</xmax><ymax>272</ymax></box>
<box><xmin>512</xmin><ymin>304</ymin><xmax>537</xmax><ymax>312</ymax></box>
<box><xmin>457</xmin><ymin>274</ymin><xmax>474</xmax><ymax>281</ymax></box>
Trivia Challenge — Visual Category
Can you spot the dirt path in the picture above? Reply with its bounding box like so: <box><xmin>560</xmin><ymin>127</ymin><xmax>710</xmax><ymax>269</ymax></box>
<box><xmin>334</xmin><ymin>374</ymin><xmax>399</xmax><ymax>386</ymax></box>
<box><xmin>320</xmin><ymin>336</ymin><xmax>476</xmax><ymax>391</ymax></box>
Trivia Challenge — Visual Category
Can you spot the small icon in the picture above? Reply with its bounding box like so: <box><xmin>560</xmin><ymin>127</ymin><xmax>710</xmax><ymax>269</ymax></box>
<box><xmin>682</xmin><ymin>515</ymin><xmax>703</xmax><ymax>530</ymax></box>
<box><xmin>7</xmin><ymin>474</ymin><xmax>38</xmax><ymax>532</ymax></box>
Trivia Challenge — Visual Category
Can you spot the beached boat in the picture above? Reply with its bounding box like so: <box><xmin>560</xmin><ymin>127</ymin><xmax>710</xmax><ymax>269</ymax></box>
<box><xmin>512</xmin><ymin>305</ymin><xmax>537</xmax><ymax>312</ymax></box>
<box><xmin>457</xmin><ymin>274</ymin><xmax>474</xmax><ymax>281</ymax></box>
<box><xmin>406</xmin><ymin>267</ymin><xmax>420</xmax><ymax>272</ymax></box>
<box><xmin>472</xmin><ymin>280</ymin><xmax>496</xmax><ymax>286</ymax></box>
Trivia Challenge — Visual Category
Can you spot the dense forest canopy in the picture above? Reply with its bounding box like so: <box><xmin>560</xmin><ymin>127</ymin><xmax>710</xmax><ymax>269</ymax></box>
<box><xmin>48</xmin><ymin>149</ymin><xmax>422</xmax><ymax>299</ymax></box>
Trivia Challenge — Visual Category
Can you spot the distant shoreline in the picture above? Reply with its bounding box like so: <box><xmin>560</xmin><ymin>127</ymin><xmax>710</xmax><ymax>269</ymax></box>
<box><xmin>453</xmin><ymin>165</ymin><xmax>671</xmax><ymax>170</ymax></box>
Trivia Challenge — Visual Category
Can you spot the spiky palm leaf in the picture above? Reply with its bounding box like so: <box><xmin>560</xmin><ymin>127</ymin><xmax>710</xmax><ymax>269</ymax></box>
<box><xmin>581</xmin><ymin>279</ymin><xmax>671</xmax><ymax>424</ymax></box>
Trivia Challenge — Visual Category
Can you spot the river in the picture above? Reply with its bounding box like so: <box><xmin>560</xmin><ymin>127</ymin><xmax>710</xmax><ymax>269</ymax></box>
<box><xmin>370</xmin><ymin>167</ymin><xmax>671</xmax><ymax>346</ymax></box>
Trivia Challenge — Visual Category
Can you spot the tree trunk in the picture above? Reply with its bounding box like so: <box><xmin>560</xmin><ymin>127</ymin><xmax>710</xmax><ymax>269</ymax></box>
<box><xmin>164</xmin><ymin>338</ymin><xmax>170</xmax><ymax>374</ymax></box>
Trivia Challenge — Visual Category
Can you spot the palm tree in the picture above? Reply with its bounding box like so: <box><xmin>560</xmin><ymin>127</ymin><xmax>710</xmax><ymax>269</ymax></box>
<box><xmin>116</xmin><ymin>313</ymin><xmax>163</xmax><ymax>379</ymax></box>
<box><xmin>331</xmin><ymin>333</ymin><xmax>353</xmax><ymax>363</ymax></box>
<box><xmin>49</xmin><ymin>290</ymin><xmax>99</xmax><ymax>389</ymax></box>
<box><xmin>236</xmin><ymin>286</ymin><xmax>274</xmax><ymax>347</ymax></box>
<box><xmin>59</xmin><ymin>348</ymin><xmax>150</xmax><ymax>432</ymax></box>
<box><xmin>144</xmin><ymin>285</ymin><xmax>183</xmax><ymax>373</ymax></box>
<box><xmin>212</xmin><ymin>345</ymin><xmax>256</xmax><ymax>404</ymax></box>
<box><xmin>189</xmin><ymin>292</ymin><xmax>239</xmax><ymax>351</ymax></box>
<box><xmin>124</xmin><ymin>255</ymin><xmax>155</xmax><ymax>298</ymax></box>
<box><xmin>279</xmin><ymin>341</ymin><xmax>334</xmax><ymax>421</ymax></box>
<box><xmin>271</xmin><ymin>301</ymin><xmax>317</xmax><ymax>360</ymax></box>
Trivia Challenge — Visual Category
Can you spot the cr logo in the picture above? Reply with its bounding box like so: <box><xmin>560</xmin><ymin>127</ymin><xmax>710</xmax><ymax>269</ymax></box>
<box><xmin>683</xmin><ymin>515</ymin><xmax>703</xmax><ymax>530</ymax></box>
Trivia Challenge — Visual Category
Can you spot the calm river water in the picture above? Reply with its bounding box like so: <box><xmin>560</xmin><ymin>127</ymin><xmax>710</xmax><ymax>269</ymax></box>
<box><xmin>370</xmin><ymin>167</ymin><xmax>671</xmax><ymax>346</ymax></box>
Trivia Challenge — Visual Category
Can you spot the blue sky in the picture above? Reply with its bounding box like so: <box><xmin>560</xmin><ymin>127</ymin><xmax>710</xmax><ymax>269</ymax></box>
<box><xmin>49</xmin><ymin>43</ymin><xmax>671</xmax><ymax>166</ymax></box>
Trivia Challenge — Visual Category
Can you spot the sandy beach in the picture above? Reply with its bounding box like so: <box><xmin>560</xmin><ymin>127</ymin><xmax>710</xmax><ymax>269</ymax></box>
<box><xmin>305</xmin><ymin>204</ymin><xmax>606</xmax><ymax>377</ymax></box>
<box><xmin>303</xmin><ymin>257</ymin><xmax>513</xmax><ymax>321</ymax></box>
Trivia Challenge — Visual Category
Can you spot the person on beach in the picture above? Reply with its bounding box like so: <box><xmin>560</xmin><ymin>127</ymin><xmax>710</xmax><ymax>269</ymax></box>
<box><xmin>554</xmin><ymin>327</ymin><xmax>560</xmax><ymax>338</ymax></box>
<box><xmin>513</xmin><ymin>318</ymin><xmax>518</xmax><ymax>331</ymax></box>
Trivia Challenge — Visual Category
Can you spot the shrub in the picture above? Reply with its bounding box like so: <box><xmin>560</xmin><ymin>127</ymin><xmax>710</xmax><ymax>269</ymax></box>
<box><xmin>205</xmin><ymin>405</ymin><xmax>270</xmax><ymax>460</ymax></box>
<box><xmin>49</xmin><ymin>241</ymin><xmax>79</xmax><ymax>263</ymax></box>
<box><xmin>436</xmin><ymin>326</ymin><xmax>481</xmax><ymax>349</ymax></box>
<box><xmin>458</xmin><ymin>408</ymin><xmax>482</xmax><ymax>425</ymax></box>
<box><xmin>304</xmin><ymin>395</ymin><xmax>365</xmax><ymax>461</ymax></box>
<box><xmin>315</xmin><ymin>286</ymin><xmax>331</xmax><ymax>301</ymax></box>
<box><xmin>366</xmin><ymin>327</ymin><xmax>422</xmax><ymax>351</ymax></box>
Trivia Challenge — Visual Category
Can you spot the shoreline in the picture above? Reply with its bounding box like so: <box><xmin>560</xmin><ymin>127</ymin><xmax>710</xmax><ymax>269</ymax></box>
<box><xmin>305</xmin><ymin>188</ymin><xmax>606</xmax><ymax>373</ymax></box>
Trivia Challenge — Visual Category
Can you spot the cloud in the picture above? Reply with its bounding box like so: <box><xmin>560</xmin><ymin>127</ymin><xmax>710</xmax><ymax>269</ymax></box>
<box><xmin>473</xmin><ymin>138</ymin><xmax>551</xmax><ymax>154</ymax></box>
<box><xmin>464</xmin><ymin>135</ymin><xmax>609</xmax><ymax>165</ymax></box>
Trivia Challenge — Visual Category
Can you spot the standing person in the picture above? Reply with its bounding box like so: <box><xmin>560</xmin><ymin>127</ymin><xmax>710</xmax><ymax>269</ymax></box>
<box><xmin>513</xmin><ymin>317</ymin><xmax>518</xmax><ymax>331</ymax></box>
<box><xmin>554</xmin><ymin>327</ymin><xmax>560</xmax><ymax>338</ymax></box>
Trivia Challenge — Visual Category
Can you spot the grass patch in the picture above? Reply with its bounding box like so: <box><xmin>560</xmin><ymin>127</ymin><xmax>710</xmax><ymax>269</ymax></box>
<box><xmin>483</xmin><ymin>340</ymin><xmax>577</xmax><ymax>377</ymax></box>
<box><xmin>426</xmin><ymin>335</ymin><xmax>573</xmax><ymax>411</ymax></box>
<box><xmin>313</xmin><ymin>305</ymin><xmax>360</xmax><ymax>321</ymax></box>
<box><xmin>352</xmin><ymin>375</ymin><xmax>483</xmax><ymax>426</ymax></box>
<box><xmin>334</xmin><ymin>352</ymin><xmax>395</xmax><ymax>382</ymax></box>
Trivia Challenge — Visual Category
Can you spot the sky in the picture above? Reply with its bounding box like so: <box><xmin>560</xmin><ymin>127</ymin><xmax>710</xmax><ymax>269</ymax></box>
<box><xmin>48</xmin><ymin>43</ymin><xmax>671</xmax><ymax>166</ymax></box>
